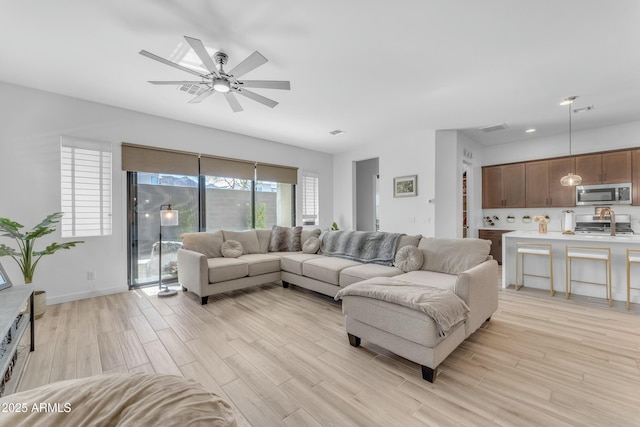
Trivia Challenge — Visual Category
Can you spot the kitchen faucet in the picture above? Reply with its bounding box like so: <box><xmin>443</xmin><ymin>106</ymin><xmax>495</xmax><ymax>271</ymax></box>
<box><xmin>599</xmin><ymin>207</ymin><xmax>616</xmax><ymax>236</ymax></box>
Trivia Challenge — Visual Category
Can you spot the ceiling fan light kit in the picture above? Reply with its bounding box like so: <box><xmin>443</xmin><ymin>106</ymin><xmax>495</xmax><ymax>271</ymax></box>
<box><xmin>140</xmin><ymin>36</ymin><xmax>290</xmax><ymax>112</ymax></box>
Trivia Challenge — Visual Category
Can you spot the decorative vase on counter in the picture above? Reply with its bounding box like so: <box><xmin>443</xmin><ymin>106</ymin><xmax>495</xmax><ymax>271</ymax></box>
<box><xmin>538</xmin><ymin>222</ymin><xmax>548</xmax><ymax>234</ymax></box>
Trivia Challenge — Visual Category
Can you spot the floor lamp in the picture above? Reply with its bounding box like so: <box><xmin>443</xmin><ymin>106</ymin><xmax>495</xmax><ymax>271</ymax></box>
<box><xmin>158</xmin><ymin>204</ymin><xmax>178</xmax><ymax>297</ymax></box>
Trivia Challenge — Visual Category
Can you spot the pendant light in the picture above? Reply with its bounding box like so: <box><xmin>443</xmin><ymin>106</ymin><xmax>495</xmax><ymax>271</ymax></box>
<box><xmin>560</xmin><ymin>96</ymin><xmax>582</xmax><ymax>186</ymax></box>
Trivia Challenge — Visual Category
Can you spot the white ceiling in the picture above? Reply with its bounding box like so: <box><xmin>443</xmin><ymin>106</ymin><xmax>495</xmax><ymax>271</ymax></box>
<box><xmin>2</xmin><ymin>1</ymin><xmax>640</xmax><ymax>154</ymax></box>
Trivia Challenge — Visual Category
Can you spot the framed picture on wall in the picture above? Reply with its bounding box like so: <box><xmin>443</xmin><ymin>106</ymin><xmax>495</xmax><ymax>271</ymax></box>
<box><xmin>393</xmin><ymin>175</ymin><xmax>417</xmax><ymax>197</ymax></box>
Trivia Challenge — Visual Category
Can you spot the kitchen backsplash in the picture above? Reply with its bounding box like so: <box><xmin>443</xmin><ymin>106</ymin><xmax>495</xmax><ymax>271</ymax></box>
<box><xmin>480</xmin><ymin>206</ymin><xmax>640</xmax><ymax>232</ymax></box>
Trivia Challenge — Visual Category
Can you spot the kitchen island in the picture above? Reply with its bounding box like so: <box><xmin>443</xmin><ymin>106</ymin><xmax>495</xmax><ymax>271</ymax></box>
<box><xmin>502</xmin><ymin>230</ymin><xmax>640</xmax><ymax>304</ymax></box>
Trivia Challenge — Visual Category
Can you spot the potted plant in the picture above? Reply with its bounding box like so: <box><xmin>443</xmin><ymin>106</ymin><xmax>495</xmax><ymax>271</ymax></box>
<box><xmin>0</xmin><ymin>212</ymin><xmax>83</xmax><ymax>318</ymax></box>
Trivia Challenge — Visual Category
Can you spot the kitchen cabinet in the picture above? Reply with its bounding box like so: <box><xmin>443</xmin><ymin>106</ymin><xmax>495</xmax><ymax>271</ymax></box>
<box><xmin>478</xmin><ymin>229</ymin><xmax>511</xmax><ymax>265</ymax></box>
<box><xmin>482</xmin><ymin>163</ymin><xmax>525</xmax><ymax>208</ymax></box>
<box><xmin>526</xmin><ymin>158</ymin><xmax>575</xmax><ymax>207</ymax></box>
<box><xmin>633</xmin><ymin>149</ymin><xmax>640</xmax><ymax>205</ymax></box>
<box><xmin>575</xmin><ymin>150</ymin><xmax>631</xmax><ymax>185</ymax></box>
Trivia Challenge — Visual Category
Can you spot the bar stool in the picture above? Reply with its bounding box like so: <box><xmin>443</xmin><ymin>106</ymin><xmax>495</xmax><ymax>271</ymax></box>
<box><xmin>515</xmin><ymin>242</ymin><xmax>554</xmax><ymax>296</ymax></box>
<box><xmin>565</xmin><ymin>246</ymin><xmax>611</xmax><ymax>306</ymax></box>
<box><xmin>626</xmin><ymin>249</ymin><xmax>640</xmax><ymax>310</ymax></box>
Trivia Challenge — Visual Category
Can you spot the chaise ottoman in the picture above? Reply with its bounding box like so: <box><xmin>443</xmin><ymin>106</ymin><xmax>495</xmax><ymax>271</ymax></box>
<box><xmin>335</xmin><ymin>277</ymin><xmax>471</xmax><ymax>382</ymax></box>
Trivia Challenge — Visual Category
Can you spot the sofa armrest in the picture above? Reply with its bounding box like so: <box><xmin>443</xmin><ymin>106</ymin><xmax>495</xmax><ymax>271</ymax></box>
<box><xmin>177</xmin><ymin>248</ymin><xmax>209</xmax><ymax>297</ymax></box>
<box><xmin>454</xmin><ymin>259</ymin><xmax>499</xmax><ymax>337</ymax></box>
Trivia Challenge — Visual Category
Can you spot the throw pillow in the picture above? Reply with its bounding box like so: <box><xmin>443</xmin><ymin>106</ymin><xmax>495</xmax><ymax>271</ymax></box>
<box><xmin>301</xmin><ymin>228</ymin><xmax>321</xmax><ymax>244</ymax></box>
<box><xmin>394</xmin><ymin>245</ymin><xmax>424</xmax><ymax>272</ymax></box>
<box><xmin>222</xmin><ymin>230</ymin><xmax>260</xmax><ymax>254</ymax></box>
<box><xmin>302</xmin><ymin>236</ymin><xmax>321</xmax><ymax>254</ymax></box>
<box><xmin>221</xmin><ymin>240</ymin><xmax>243</xmax><ymax>258</ymax></box>
<box><xmin>269</xmin><ymin>225</ymin><xmax>303</xmax><ymax>252</ymax></box>
<box><xmin>180</xmin><ymin>231</ymin><xmax>224</xmax><ymax>258</ymax></box>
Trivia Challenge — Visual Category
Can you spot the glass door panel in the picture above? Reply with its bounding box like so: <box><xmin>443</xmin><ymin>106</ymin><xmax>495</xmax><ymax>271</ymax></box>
<box><xmin>129</xmin><ymin>172</ymin><xmax>199</xmax><ymax>288</ymax></box>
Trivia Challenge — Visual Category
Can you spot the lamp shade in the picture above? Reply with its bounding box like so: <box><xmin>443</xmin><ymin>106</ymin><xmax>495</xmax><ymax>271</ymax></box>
<box><xmin>560</xmin><ymin>172</ymin><xmax>582</xmax><ymax>187</ymax></box>
<box><xmin>160</xmin><ymin>208</ymin><xmax>179</xmax><ymax>226</ymax></box>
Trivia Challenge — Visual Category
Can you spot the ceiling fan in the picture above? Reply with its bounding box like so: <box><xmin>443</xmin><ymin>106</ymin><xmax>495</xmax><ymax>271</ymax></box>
<box><xmin>139</xmin><ymin>36</ymin><xmax>290</xmax><ymax>112</ymax></box>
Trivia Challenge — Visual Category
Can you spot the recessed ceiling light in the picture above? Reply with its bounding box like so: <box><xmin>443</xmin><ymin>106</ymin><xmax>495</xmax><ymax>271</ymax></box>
<box><xmin>329</xmin><ymin>129</ymin><xmax>346</xmax><ymax>136</ymax></box>
<box><xmin>525</xmin><ymin>128</ymin><xmax>536</xmax><ymax>133</ymax></box>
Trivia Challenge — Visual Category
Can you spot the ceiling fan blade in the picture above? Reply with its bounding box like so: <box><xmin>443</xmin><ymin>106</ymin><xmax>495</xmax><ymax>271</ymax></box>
<box><xmin>184</xmin><ymin>36</ymin><xmax>220</xmax><ymax>77</ymax></box>
<box><xmin>188</xmin><ymin>89</ymin><xmax>215</xmax><ymax>104</ymax></box>
<box><xmin>224</xmin><ymin>92</ymin><xmax>243</xmax><ymax>112</ymax></box>
<box><xmin>139</xmin><ymin>50</ymin><xmax>206</xmax><ymax>78</ymax></box>
<box><xmin>148</xmin><ymin>80</ymin><xmax>204</xmax><ymax>85</ymax></box>
<box><xmin>240</xmin><ymin>80</ymin><xmax>290</xmax><ymax>90</ymax></box>
<box><xmin>234</xmin><ymin>88</ymin><xmax>278</xmax><ymax>108</ymax></box>
<box><xmin>228</xmin><ymin>51</ymin><xmax>268</xmax><ymax>78</ymax></box>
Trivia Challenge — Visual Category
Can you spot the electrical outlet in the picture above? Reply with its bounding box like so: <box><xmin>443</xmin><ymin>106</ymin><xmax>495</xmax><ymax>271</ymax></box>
<box><xmin>87</xmin><ymin>271</ymin><xmax>96</xmax><ymax>280</ymax></box>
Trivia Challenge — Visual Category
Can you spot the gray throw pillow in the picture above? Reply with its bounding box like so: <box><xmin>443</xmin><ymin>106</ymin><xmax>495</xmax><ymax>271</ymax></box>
<box><xmin>180</xmin><ymin>231</ymin><xmax>224</xmax><ymax>258</ymax></box>
<box><xmin>394</xmin><ymin>245</ymin><xmax>424</xmax><ymax>272</ymax></box>
<box><xmin>269</xmin><ymin>225</ymin><xmax>303</xmax><ymax>252</ymax></box>
<box><xmin>302</xmin><ymin>236</ymin><xmax>321</xmax><ymax>254</ymax></box>
<box><xmin>221</xmin><ymin>240</ymin><xmax>243</xmax><ymax>258</ymax></box>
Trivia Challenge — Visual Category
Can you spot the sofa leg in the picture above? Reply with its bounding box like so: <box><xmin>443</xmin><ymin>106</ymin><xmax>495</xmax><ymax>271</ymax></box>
<box><xmin>347</xmin><ymin>333</ymin><xmax>361</xmax><ymax>347</ymax></box>
<box><xmin>182</xmin><ymin>286</ymin><xmax>187</xmax><ymax>291</ymax></box>
<box><xmin>201</xmin><ymin>296</ymin><xmax>209</xmax><ymax>305</ymax></box>
<box><xmin>486</xmin><ymin>316</ymin><xmax>492</xmax><ymax>323</ymax></box>
<box><xmin>282</xmin><ymin>281</ymin><xmax>290</xmax><ymax>288</ymax></box>
<box><xmin>421</xmin><ymin>365</ymin><xmax>437</xmax><ymax>383</ymax></box>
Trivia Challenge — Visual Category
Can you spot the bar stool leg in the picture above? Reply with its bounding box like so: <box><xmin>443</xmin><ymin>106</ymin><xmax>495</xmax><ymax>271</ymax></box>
<box><xmin>607</xmin><ymin>257</ymin><xmax>612</xmax><ymax>307</ymax></box>
<box><xmin>565</xmin><ymin>247</ymin><xmax>570</xmax><ymax>300</ymax></box>
<box><xmin>628</xmin><ymin>254</ymin><xmax>631</xmax><ymax>310</ymax></box>
<box><xmin>549</xmin><ymin>251</ymin><xmax>555</xmax><ymax>297</ymax></box>
<box><xmin>515</xmin><ymin>249</ymin><xmax>521</xmax><ymax>291</ymax></box>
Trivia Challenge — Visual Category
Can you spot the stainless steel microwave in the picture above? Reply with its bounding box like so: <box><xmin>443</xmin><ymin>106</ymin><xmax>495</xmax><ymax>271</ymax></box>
<box><xmin>576</xmin><ymin>183</ymin><xmax>632</xmax><ymax>205</ymax></box>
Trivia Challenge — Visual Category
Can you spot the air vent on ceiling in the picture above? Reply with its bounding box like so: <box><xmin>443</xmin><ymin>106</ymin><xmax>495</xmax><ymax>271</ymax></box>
<box><xmin>479</xmin><ymin>123</ymin><xmax>508</xmax><ymax>133</ymax></box>
<box><xmin>329</xmin><ymin>129</ymin><xmax>346</xmax><ymax>136</ymax></box>
<box><xmin>179</xmin><ymin>83</ymin><xmax>207</xmax><ymax>96</ymax></box>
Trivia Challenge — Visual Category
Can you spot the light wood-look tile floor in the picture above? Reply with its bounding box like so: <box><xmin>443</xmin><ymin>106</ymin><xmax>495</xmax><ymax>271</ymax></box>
<box><xmin>17</xmin><ymin>282</ymin><xmax>640</xmax><ymax>427</ymax></box>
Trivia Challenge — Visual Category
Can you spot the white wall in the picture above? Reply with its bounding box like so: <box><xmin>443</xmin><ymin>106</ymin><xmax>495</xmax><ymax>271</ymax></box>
<box><xmin>333</xmin><ymin>130</ymin><xmax>436</xmax><ymax>235</ymax></box>
<box><xmin>483</xmin><ymin>121</ymin><xmax>640</xmax><ymax>166</ymax></box>
<box><xmin>434</xmin><ymin>131</ymin><xmax>485</xmax><ymax>238</ymax></box>
<box><xmin>0</xmin><ymin>82</ymin><xmax>333</xmax><ymax>304</ymax></box>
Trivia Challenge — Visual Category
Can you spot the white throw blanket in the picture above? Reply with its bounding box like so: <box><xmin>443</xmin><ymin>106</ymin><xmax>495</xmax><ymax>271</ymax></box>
<box><xmin>335</xmin><ymin>277</ymin><xmax>470</xmax><ymax>337</ymax></box>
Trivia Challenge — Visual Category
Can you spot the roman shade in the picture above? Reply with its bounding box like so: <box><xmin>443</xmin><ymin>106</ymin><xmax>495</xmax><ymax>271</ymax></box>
<box><xmin>121</xmin><ymin>143</ymin><xmax>198</xmax><ymax>175</ymax></box>
<box><xmin>200</xmin><ymin>154</ymin><xmax>255</xmax><ymax>180</ymax></box>
<box><xmin>256</xmin><ymin>163</ymin><xmax>298</xmax><ymax>185</ymax></box>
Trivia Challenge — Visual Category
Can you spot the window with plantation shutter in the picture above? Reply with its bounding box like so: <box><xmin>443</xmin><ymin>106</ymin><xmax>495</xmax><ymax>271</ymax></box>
<box><xmin>60</xmin><ymin>137</ymin><xmax>112</xmax><ymax>237</ymax></box>
<box><xmin>301</xmin><ymin>174</ymin><xmax>319</xmax><ymax>226</ymax></box>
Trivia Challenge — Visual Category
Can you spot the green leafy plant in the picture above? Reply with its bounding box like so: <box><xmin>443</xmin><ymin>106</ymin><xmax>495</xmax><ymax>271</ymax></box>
<box><xmin>0</xmin><ymin>212</ymin><xmax>83</xmax><ymax>284</ymax></box>
<box><xmin>331</xmin><ymin>222</ymin><xmax>339</xmax><ymax>231</ymax></box>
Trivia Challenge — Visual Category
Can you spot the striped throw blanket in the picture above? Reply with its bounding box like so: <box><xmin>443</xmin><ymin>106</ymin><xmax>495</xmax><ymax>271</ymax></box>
<box><xmin>321</xmin><ymin>230</ymin><xmax>403</xmax><ymax>266</ymax></box>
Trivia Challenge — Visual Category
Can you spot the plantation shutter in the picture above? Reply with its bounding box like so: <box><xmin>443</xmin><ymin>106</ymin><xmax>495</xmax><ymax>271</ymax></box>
<box><xmin>301</xmin><ymin>174</ymin><xmax>319</xmax><ymax>225</ymax></box>
<box><xmin>60</xmin><ymin>137</ymin><xmax>112</xmax><ymax>237</ymax></box>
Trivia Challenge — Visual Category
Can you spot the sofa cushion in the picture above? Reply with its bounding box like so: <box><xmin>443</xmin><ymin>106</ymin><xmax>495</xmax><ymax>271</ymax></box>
<box><xmin>280</xmin><ymin>253</ymin><xmax>325</xmax><ymax>275</ymax></box>
<box><xmin>395</xmin><ymin>270</ymin><xmax>458</xmax><ymax>292</ymax></box>
<box><xmin>239</xmin><ymin>254</ymin><xmax>281</xmax><ymax>276</ymax></box>
<box><xmin>255</xmin><ymin>229</ymin><xmax>273</xmax><ymax>253</ymax></box>
<box><xmin>418</xmin><ymin>238</ymin><xmax>491</xmax><ymax>275</ymax></box>
<box><xmin>269</xmin><ymin>225</ymin><xmax>303</xmax><ymax>252</ymax></box>
<box><xmin>207</xmin><ymin>257</ymin><xmax>249</xmax><ymax>283</ymax></box>
<box><xmin>302</xmin><ymin>257</ymin><xmax>361</xmax><ymax>286</ymax></box>
<box><xmin>221</xmin><ymin>240</ymin><xmax>243</xmax><ymax>258</ymax></box>
<box><xmin>301</xmin><ymin>228</ymin><xmax>322</xmax><ymax>243</ymax></box>
<box><xmin>223</xmin><ymin>230</ymin><xmax>261</xmax><ymax>254</ymax></box>
<box><xmin>302</xmin><ymin>236</ymin><xmax>320</xmax><ymax>254</ymax></box>
<box><xmin>394</xmin><ymin>245</ymin><xmax>424</xmax><ymax>272</ymax></box>
<box><xmin>181</xmin><ymin>231</ymin><xmax>224</xmax><ymax>258</ymax></box>
<box><xmin>397</xmin><ymin>234</ymin><xmax>422</xmax><ymax>249</ymax></box>
<box><xmin>339</xmin><ymin>264</ymin><xmax>404</xmax><ymax>287</ymax></box>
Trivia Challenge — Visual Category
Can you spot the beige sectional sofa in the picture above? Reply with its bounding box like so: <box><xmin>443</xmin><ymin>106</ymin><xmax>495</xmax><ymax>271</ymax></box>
<box><xmin>177</xmin><ymin>228</ymin><xmax>498</xmax><ymax>382</ymax></box>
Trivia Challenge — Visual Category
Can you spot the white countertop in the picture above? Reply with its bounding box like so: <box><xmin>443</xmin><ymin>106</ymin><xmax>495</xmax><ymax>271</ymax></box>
<box><xmin>503</xmin><ymin>230</ymin><xmax>640</xmax><ymax>244</ymax></box>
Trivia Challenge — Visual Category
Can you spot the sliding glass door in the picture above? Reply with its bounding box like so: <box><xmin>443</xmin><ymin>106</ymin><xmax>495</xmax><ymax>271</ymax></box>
<box><xmin>128</xmin><ymin>172</ymin><xmax>199</xmax><ymax>288</ymax></box>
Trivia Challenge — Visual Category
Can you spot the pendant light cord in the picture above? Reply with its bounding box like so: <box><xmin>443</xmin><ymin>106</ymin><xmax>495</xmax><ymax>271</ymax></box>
<box><xmin>568</xmin><ymin>103</ymin><xmax>573</xmax><ymax>173</ymax></box>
